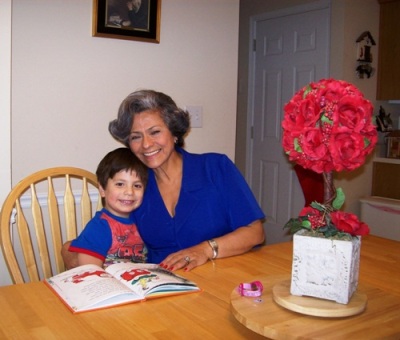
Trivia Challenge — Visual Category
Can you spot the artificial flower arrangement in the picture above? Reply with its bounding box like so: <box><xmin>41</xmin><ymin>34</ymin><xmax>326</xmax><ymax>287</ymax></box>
<box><xmin>282</xmin><ymin>78</ymin><xmax>378</xmax><ymax>239</ymax></box>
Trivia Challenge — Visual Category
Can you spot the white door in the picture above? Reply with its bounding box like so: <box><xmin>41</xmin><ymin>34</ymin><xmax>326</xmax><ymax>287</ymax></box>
<box><xmin>247</xmin><ymin>2</ymin><xmax>330</xmax><ymax>244</ymax></box>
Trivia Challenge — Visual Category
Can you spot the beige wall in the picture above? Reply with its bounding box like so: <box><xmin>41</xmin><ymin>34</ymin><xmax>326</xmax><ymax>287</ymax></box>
<box><xmin>330</xmin><ymin>0</ymin><xmax>379</xmax><ymax>214</ymax></box>
<box><xmin>236</xmin><ymin>0</ymin><xmax>398</xmax><ymax>215</ymax></box>
<box><xmin>9</xmin><ymin>0</ymin><xmax>239</xmax><ymax>189</ymax></box>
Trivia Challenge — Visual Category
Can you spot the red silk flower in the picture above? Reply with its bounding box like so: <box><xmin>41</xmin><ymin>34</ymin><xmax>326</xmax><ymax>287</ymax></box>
<box><xmin>331</xmin><ymin>211</ymin><xmax>370</xmax><ymax>236</ymax></box>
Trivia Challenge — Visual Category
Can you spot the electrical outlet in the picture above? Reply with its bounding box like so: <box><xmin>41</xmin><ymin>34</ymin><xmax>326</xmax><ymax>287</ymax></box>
<box><xmin>185</xmin><ymin>105</ymin><xmax>203</xmax><ymax>128</ymax></box>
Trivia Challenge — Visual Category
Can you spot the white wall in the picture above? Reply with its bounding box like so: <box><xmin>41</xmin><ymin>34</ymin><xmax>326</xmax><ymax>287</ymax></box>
<box><xmin>1</xmin><ymin>0</ymin><xmax>239</xmax><ymax>286</ymax></box>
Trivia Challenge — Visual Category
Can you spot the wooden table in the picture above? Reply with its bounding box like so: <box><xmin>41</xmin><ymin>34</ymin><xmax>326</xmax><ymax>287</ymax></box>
<box><xmin>0</xmin><ymin>235</ymin><xmax>399</xmax><ymax>339</ymax></box>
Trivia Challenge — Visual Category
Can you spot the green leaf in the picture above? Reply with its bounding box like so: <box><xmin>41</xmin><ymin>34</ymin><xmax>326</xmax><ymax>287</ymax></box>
<box><xmin>294</xmin><ymin>138</ymin><xmax>302</xmax><ymax>153</ymax></box>
<box><xmin>332</xmin><ymin>187</ymin><xmax>345</xmax><ymax>210</ymax></box>
<box><xmin>303</xmin><ymin>85</ymin><xmax>312</xmax><ymax>98</ymax></box>
<box><xmin>320</xmin><ymin>113</ymin><xmax>333</xmax><ymax>125</ymax></box>
<box><xmin>301</xmin><ymin>220</ymin><xmax>311</xmax><ymax>229</ymax></box>
<box><xmin>310</xmin><ymin>201</ymin><xmax>326</xmax><ymax>212</ymax></box>
<box><xmin>283</xmin><ymin>218</ymin><xmax>300</xmax><ymax>230</ymax></box>
<box><xmin>283</xmin><ymin>217</ymin><xmax>310</xmax><ymax>234</ymax></box>
<box><xmin>320</xmin><ymin>224</ymin><xmax>338</xmax><ymax>237</ymax></box>
<box><xmin>364</xmin><ymin>136</ymin><xmax>371</xmax><ymax>148</ymax></box>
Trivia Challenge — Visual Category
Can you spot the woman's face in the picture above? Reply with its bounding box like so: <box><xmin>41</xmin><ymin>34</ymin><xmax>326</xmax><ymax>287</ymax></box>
<box><xmin>128</xmin><ymin>110</ymin><xmax>175</xmax><ymax>169</ymax></box>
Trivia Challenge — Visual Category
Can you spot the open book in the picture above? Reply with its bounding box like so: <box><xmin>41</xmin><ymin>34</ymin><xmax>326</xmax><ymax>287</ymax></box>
<box><xmin>45</xmin><ymin>263</ymin><xmax>200</xmax><ymax>313</ymax></box>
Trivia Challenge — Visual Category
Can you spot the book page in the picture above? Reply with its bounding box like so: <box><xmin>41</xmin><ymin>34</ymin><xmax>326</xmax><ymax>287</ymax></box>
<box><xmin>45</xmin><ymin>264</ymin><xmax>143</xmax><ymax>312</ymax></box>
<box><xmin>105</xmin><ymin>263</ymin><xmax>200</xmax><ymax>297</ymax></box>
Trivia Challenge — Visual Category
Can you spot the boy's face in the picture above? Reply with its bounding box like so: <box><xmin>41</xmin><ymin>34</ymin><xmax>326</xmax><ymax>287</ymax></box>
<box><xmin>99</xmin><ymin>169</ymin><xmax>144</xmax><ymax>218</ymax></box>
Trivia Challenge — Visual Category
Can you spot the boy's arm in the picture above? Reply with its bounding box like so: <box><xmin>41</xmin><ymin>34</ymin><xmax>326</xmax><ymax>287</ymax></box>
<box><xmin>61</xmin><ymin>241</ymin><xmax>104</xmax><ymax>269</ymax></box>
<box><xmin>61</xmin><ymin>241</ymin><xmax>79</xmax><ymax>270</ymax></box>
<box><xmin>62</xmin><ymin>212</ymin><xmax>110</xmax><ymax>269</ymax></box>
<box><xmin>77</xmin><ymin>253</ymin><xmax>103</xmax><ymax>267</ymax></box>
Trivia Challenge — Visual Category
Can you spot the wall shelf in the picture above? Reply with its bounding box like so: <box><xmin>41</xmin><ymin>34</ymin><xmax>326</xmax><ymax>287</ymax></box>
<box><xmin>372</xmin><ymin>159</ymin><xmax>400</xmax><ymax>199</ymax></box>
<box><xmin>374</xmin><ymin>157</ymin><xmax>400</xmax><ymax>164</ymax></box>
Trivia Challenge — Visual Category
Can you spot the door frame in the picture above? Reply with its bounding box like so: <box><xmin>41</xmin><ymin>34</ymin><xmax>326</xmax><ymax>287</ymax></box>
<box><xmin>245</xmin><ymin>0</ymin><xmax>331</xmax><ymax>183</ymax></box>
<box><xmin>0</xmin><ymin>0</ymin><xmax>12</xmax><ymax>286</ymax></box>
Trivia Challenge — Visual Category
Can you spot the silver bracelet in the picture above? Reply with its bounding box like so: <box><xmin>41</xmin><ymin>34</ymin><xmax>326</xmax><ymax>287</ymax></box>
<box><xmin>207</xmin><ymin>239</ymin><xmax>219</xmax><ymax>259</ymax></box>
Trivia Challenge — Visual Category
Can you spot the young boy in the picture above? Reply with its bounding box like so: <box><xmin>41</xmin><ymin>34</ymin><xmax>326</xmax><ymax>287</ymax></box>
<box><xmin>68</xmin><ymin>147</ymin><xmax>148</xmax><ymax>267</ymax></box>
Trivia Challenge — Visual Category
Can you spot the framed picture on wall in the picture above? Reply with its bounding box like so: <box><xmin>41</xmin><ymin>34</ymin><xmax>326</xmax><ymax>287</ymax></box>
<box><xmin>92</xmin><ymin>0</ymin><xmax>161</xmax><ymax>43</ymax></box>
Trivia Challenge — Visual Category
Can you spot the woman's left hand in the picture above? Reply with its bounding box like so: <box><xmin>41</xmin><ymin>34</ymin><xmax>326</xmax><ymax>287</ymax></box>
<box><xmin>159</xmin><ymin>241</ymin><xmax>212</xmax><ymax>272</ymax></box>
<box><xmin>159</xmin><ymin>220</ymin><xmax>265</xmax><ymax>272</ymax></box>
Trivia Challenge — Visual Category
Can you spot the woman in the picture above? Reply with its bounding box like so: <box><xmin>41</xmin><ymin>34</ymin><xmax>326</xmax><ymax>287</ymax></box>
<box><xmin>63</xmin><ymin>90</ymin><xmax>265</xmax><ymax>271</ymax></box>
<box><xmin>110</xmin><ymin>89</ymin><xmax>265</xmax><ymax>270</ymax></box>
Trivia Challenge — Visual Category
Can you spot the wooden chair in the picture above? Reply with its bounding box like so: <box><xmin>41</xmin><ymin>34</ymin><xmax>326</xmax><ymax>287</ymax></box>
<box><xmin>0</xmin><ymin>167</ymin><xmax>102</xmax><ymax>284</ymax></box>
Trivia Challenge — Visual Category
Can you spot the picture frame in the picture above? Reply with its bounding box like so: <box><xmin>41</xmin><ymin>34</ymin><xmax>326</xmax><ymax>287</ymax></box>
<box><xmin>92</xmin><ymin>0</ymin><xmax>161</xmax><ymax>43</ymax></box>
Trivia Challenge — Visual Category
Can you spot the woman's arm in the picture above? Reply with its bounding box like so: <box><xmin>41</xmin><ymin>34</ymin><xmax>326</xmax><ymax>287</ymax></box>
<box><xmin>160</xmin><ymin>219</ymin><xmax>265</xmax><ymax>271</ymax></box>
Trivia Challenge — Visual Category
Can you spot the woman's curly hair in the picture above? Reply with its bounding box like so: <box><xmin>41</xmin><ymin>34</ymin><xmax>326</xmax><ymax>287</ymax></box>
<box><xmin>109</xmin><ymin>90</ymin><xmax>190</xmax><ymax>148</ymax></box>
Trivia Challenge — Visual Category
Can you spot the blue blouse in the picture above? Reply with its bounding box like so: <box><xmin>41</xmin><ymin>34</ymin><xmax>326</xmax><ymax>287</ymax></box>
<box><xmin>132</xmin><ymin>148</ymin><xmax>265</xmax><ymax>263</ymax></box>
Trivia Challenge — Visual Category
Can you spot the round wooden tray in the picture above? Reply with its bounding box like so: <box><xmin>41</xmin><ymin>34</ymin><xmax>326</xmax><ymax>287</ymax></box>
<box><xmin>272</xmin><ymin>279</ymin><xmax>367</xmax><ymax>317</ymax></box>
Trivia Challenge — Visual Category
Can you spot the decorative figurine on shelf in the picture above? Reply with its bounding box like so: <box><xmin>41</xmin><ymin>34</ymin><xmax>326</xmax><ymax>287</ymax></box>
<box><xmin>376</xmin><ymin>106</ymin><xmax>393</xmax><ymax>132</ymax></box>
<box><xmin>356</xmin><ymin>31</ymin><xmax>375</xmax><ymax>63</ymax></box>
<box><xmin>356</xmin><ymin>64</ymin><xmax>373</xmax><ymax>79</ymax></box>
<box><xmin>355</xmin><ymin>31</ymin><xmax>376</xmax><ymax>79</ymax></box>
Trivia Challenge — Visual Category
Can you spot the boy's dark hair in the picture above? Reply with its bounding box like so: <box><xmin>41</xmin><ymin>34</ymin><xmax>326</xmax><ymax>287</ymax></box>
<box><xmin>96</xmin><ymin>148</ymin><xmax>148</xmax><ymax>190</ymax></box>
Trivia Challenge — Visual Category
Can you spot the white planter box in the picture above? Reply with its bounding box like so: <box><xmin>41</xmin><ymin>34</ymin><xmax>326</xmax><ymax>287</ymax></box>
<box><xmin>290</xmin><ymin>230</ymin><xmax>361</xmax><ymax>304</ymax></box>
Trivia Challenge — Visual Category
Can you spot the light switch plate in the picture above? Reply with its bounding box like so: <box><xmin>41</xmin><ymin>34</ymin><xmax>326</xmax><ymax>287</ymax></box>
<box><xmin>185</xmin><ymin>105</ymin><xmax>203</xmax><ymax>128</ymax></box>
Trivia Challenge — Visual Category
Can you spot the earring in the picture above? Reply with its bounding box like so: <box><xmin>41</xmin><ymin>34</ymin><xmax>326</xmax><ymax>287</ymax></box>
<box><xmin>174</xmin><ymin>137</ymin><xmax>178</xmax><ymax>144</ymax></box>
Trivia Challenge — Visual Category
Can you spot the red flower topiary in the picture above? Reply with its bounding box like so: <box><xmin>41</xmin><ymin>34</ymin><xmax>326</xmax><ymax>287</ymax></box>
<box><xmin>282</xmin><ymin>79</ymin><xmax>378</xmax><ymax>238</ymax></box>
